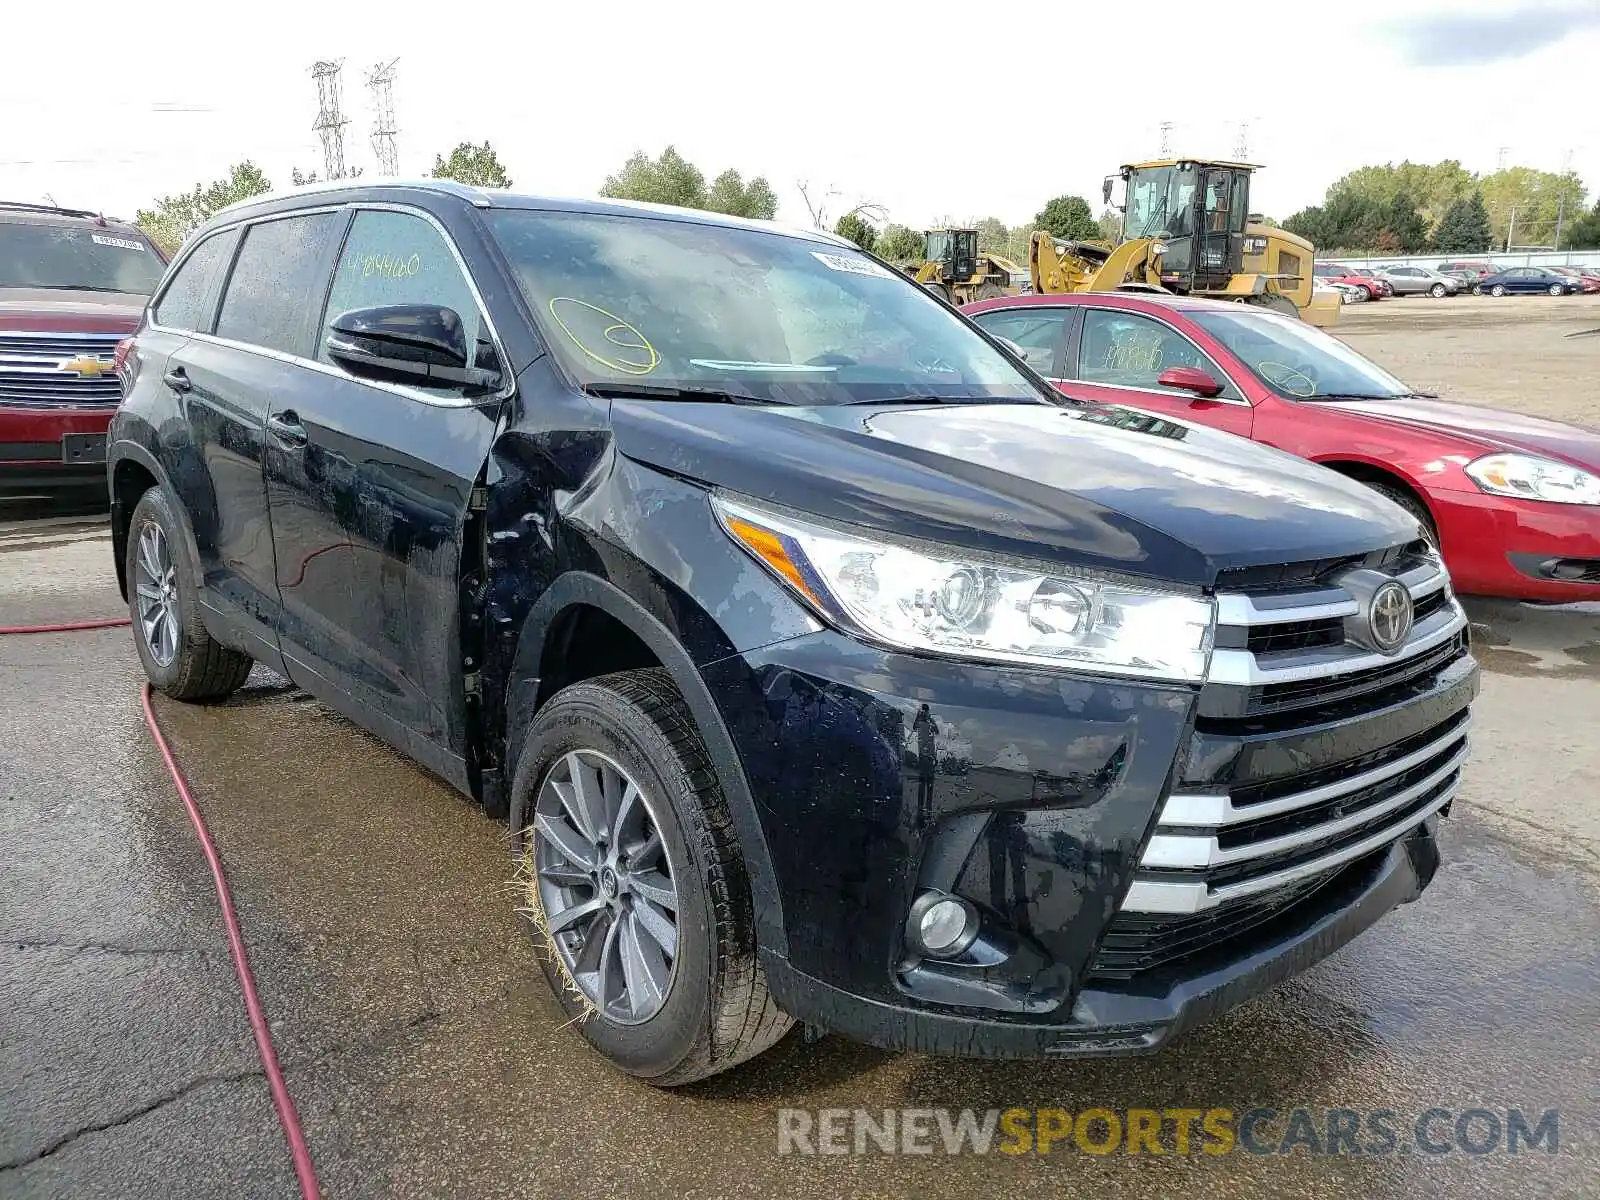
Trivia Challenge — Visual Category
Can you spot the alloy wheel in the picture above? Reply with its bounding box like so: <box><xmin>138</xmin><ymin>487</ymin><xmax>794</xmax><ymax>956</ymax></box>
<box><xmin>532</xmin><ymin>749</ymin><xmax>680</xmax><ymax>1025</ymax></box>
<box><xmin>133</xmin><ymin>521</ymin><xmax>180</xmax><ymax>668</ymax></box>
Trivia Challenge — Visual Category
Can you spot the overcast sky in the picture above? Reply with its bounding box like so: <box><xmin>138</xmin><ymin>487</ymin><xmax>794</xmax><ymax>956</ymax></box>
<box><xmin>3</xmin><ymin>0</ymin><xmax>1597</xmax><ymax>230</ymax></box>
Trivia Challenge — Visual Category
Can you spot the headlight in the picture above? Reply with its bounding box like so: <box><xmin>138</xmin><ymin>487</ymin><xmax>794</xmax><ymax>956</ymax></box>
<box><xmin>1465</xmin><ymin>453</ymin><xmax>1600</xmax><ymax>504</ymax></box>
<box><xmin>713</xmin><ymin>496</ymin><xmax>1215</xmax><ymax>682</ymax></box>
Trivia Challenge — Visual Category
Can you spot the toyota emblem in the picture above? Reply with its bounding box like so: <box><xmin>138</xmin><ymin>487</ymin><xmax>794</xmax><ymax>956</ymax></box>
<box><xmin>1368</xmin><ymin>581</ymin><xmax>1414</xmax><ymax>652</ymax></box>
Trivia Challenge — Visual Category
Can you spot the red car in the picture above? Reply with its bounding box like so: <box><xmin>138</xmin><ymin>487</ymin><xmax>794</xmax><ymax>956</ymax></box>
<box><xmin>1313</xmin><ymin>262</ymin><xmax>1392</xmax><ymax>299</ymax></box>
<box><xmin>1</xmin><ymin>201</ymin><xmax>167</xmax><ymax>498</ymax></box>
<box><xmin>1554</xmin><ymin>267</ymin><xmax>1600</xmax><ymax>294</ymax></box>
<box><xmin>965</xmin><ymin>291</ymin><xmax>1600</xmax><ymax>601</ymax></box>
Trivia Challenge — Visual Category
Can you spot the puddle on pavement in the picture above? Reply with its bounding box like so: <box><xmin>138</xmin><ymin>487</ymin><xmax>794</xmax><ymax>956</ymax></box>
<box><xmin>1461</xmin><ymin>596</ymin><xmax>1600</xmax><ymax>679</ymax></box>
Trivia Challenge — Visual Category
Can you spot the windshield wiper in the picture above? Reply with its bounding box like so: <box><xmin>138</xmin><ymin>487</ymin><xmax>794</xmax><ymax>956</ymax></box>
<box><xmin>14</xmin><ymin>283</ymin><xmax>135</xmax><ymax>292</ymax></box>
<box><xmin>842</xmin><ymin>394</ymin><xmax>1043</xmax><ymax>407</ymax></box>
<box><xmin>583</xmin><ymin>383</ymin><xmax>782</xmax><ymax>406</ymax></box>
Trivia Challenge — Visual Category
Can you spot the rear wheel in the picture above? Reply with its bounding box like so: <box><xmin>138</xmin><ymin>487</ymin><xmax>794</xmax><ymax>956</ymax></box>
<box><xmin>1491</xmin><ymin>284</ymin><xmax>1506</xmax><ymax>297</ymax></box>
<box><xmin>512</xmin><ymin>668</ymin><xmax>792</xmax><ymax>1085</ymax></box>
<box><xmin>974</xmin><ymin>281</ymin><xmax>1005</xmax><ymax>300</ymax></box>
<box><xmin>922</xmin><ymin>282</ymin><xmax>952</xmax><ymax>304</ymax></box>
<box><xmin>125</xmin><ymin>488</ymin><xmax>253</xmax><ymax>701</ymax></box>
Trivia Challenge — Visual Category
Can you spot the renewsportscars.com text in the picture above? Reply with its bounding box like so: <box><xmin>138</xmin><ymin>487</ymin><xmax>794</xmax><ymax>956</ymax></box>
<box><xmin>776</xmin><ymin>1107</ymin><xmax>1560</xmax><ymax>1157</ymax></box>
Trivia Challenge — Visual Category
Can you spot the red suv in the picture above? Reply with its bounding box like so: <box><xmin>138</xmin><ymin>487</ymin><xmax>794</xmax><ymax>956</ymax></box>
<box><xmin>1</xmin><ymin>202</ymin><xmax>166</xmax><ymax>498</ymax></box>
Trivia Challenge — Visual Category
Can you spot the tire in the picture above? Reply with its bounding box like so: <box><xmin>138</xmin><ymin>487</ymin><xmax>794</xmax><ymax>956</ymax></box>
<box><xmin>1472</xmin><ymin>285</ymin><xmax>1483</xmax><ymax>296</ymax></box>
<box><xmin>974</xmin><ymin>281</ymin><xmax>1005</xmax><ymax>300</ymax></box>
<box><xmin>1244</xmin><ymin>292</ymin><xmax>1300</xmax><ymax>318</ymax></box>
<box><xmin>511</xmin><ymin>668</ymin><xmax>792</xmax><ymax>1085</ymax></box>
<box><xmin>1549</xmin><ymin>283</ymin><xmax>1565</xmax><ymax>297</ymax></box>
<box><xmin>125</xmin><ymin>487</ymin><xmax>253</xmax><ymax>702</ymax></box>
<box><xmin>1363</xmin><ymin>286</ymin><xmax>1380</xmax><ymax>300</ymax></box>
<box><xmin>1430</xmin><ymin>283</ymin><xmax>1447</xmax><ymax>297</ymax></box>
<box><xmin>1360</xmin><ymin>478</ymin><xmax>1438</xmax><ymax>548</ymax></box>
<box><xmin>1491</xmin><ymin>284</ymin><xmax>1506</xmax><ymax>297</ymax></box>
<box><xmin>922</xmin><ymin>282</ymin><xmax>952</xmax><ymax>304</ymax></box>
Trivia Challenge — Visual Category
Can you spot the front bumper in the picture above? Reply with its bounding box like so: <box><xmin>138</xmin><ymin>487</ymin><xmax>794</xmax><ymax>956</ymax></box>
<box><xmin>761</xmin><ymin>823</ymin><xmax>1439</xmax><ymax>1057</ymax></box>
<box><xmin>702</xmin><ymin>616</ymin><xmax>1474</xmax><ymax>1058</ymax></box>
<box><xmin>1431</xmin><ymin>485</ymin><xmax>1600</xmax><ymax>600</ymax></box>
<box><xmin>0</xmin><ymin>406</ymin><xmax>113</xmax><ymax>493</ymax></box>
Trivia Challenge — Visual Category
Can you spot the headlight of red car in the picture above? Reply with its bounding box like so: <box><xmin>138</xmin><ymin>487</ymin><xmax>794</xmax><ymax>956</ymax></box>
<box><xmin>1466</xmin><ymin>453</ymin><xmax>1600</xmax><ymax>504</ymax></box>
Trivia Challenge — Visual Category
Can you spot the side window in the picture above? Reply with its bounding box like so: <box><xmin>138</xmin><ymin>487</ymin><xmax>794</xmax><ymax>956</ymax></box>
<box><xmin>970</xmin><ymin>309</ymin><xmax>1070</xmax><ymax>375</ymax></box>
<box><xmin>215</xmin><ymin>212</ymin><xmax>343</xmax><ymax>357</ymax></box>
<box><xmin>1077</xmin><ymin>309</ymin><xmax>1231</xmax><ymax>395</ymax></box>
<box><xmin>319</xmin><ymin>209</ymin><xmax>490</xmax><ymax>392</ymax></box>
<box><xmin>152</xmin><ymin>230</ymin><xmax>236</xmax><ymax>331</ymax></box>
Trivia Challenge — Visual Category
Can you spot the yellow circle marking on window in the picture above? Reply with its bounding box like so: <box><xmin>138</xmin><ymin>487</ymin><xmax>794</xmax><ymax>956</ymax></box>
<box><xmin>548</xmin><ymin>298</ymin><xmax>659</xmax><ymax>375</ymax></box>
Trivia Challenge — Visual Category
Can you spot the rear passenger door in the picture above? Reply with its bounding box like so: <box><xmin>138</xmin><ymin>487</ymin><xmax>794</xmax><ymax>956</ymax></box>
<box><xmin>966</xmin><ymin>306</ymin><xmax>1075</xmax><ymax>387</ymax></box>
<box><xmin>148</xmin><ymin>222</ymin><xmax>289</xmax><ymax>669</ymax></box>
<box><xmin>269</xmin><ymin>205</ymin><xmax>508</xmax><ymax>786</ymax></box>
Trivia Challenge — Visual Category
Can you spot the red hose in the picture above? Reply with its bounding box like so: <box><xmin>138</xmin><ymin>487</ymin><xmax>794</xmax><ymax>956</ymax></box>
<box><xmin>0</xmin><ymin>617</ymin><xmax>131</xmax><ymax>634</ymax></box>
<box><xmin>1</xmin><ymin>618</ymin><xmax>321</xmax><ymax>1200</ymax></box>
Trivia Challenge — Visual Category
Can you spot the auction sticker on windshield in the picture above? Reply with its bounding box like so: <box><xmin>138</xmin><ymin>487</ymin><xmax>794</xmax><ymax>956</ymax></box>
<box><xmin>90</xmin><ymin>234</ymin><xmax>147</xmax><ymax>251</ymax></box>
<box><xmin>812</xmin><ymin>251</ymin><xmax>895</xmax><ymax>278</ymax></box>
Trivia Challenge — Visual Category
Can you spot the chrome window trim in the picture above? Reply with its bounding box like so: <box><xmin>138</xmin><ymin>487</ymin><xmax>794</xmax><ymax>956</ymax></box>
<box><xmin>1073</xmin><ymin>307</ymin><xmax>1252</xmax><ymax>407</ymax></box>
<box><xmin>1158</xmin><ymin>715</ymin><xmax>1471</xmax><ymax>828</ymax></box>
<box><xmin>1120</xmin><ymin>778</ymin><xmax>1459</xmax><ymax>915</ymax></box>
<box><xmin>148</xmin><ymin>201</ymin><xmax>512</xmax><ymax>410</ymax></box>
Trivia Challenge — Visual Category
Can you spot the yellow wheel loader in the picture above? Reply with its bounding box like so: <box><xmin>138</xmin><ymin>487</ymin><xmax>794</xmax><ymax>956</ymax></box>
<box><xmin>1028</xmin><ymin>159</ymin><xmax>1341</xmax><ymax>326</ymax></box>
<box><xmin>905</xmin><ymin>228</ymin><xmax>1024</xmax><ymax>304</ymax></box>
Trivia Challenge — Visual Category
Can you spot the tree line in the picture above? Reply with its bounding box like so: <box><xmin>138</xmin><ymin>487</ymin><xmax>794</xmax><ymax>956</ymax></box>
<box><xmin>134</xmin><ymin>146</ymin><xmax>1600</xmax><ymax>262</ymax></box>
<box><xmin>1283</xmin><ymin>160</ymin><xmax>1598</xmax><ymax>254</ymax></box>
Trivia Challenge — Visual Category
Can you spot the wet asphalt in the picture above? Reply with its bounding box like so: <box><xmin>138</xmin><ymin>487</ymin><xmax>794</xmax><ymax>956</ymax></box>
<box><xmin>2</xmin><ymin>508</ymin><xmax>1598</xmax><ymax>1199</ymax></box>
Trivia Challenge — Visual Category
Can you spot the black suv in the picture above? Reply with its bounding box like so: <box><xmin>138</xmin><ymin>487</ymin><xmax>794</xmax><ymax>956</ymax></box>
<box><xmin>110</xmin><ymin>182</ymin><xmax>1477</xmax><ymax>1084</ymax></box>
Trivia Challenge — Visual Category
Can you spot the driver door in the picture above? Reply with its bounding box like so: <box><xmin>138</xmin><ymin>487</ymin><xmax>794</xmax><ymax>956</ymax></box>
<box><xmin>1058</xmin><ymin>308</ymin><xmax>1252</xmax><ymax>437</ymax></box>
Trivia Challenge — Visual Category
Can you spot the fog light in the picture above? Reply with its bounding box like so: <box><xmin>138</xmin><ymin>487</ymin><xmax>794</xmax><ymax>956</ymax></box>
<box><xmin>906</xmin><ymin>891</ymin><xmax>979</xmax><ymax>958</ymax></box>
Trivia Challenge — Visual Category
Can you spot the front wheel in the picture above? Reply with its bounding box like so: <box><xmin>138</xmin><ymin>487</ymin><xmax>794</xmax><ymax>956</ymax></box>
<box><xmin>1549</xmin><ymin>283</ymin><xmax>1566</xmax><ymax>297</ymax></box>
<box><xmin>511</xmin><ymin>668</ymin><xmax>792</xmax><ymax>1085</ymax></box>
<box><xmin>1361</xmin><ymin>479</ymin><xmax>1439</xmax><ymax>549</ymax></box>
<box><xmin>1244</xmin><ymin>292</ymin><xmax>1300</xmax><ymax>319</ymax></box>
<box><xmin>125</xmin><ymin>488</ymin><xmax>253</xmax><ymax>701</ymax></box>
<box><xmin>1431</xmin><ymin>283</ymin><xmax>1448</xmax><ymax>297</ymax></box>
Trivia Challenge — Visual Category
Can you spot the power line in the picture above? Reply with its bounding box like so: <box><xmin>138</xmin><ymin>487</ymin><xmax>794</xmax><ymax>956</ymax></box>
<box><xmin>310</xmin><ymin>60</ymin><xmax>351</xmax><ymax>181</ymax></box>
<box><xmin>366</xmin><ymin>59</ymin><xmax>400</xmax><ymax>177</ymax></box>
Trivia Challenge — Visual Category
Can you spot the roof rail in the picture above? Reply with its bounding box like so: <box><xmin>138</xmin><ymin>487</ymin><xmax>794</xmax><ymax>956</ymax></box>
<box><xmin>209</xmin><ymin>176</ymin><xmax>496</xmax><ymax>221</ymax></box>
<box><xmin>0</xmin><ymin>200</ymin><xmax>106</xmax><ymax>220</ymax></box>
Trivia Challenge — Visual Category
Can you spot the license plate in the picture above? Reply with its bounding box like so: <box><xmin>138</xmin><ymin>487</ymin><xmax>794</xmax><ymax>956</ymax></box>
<box><xmin>61</xmin><ymin>433</ymin><xmax>107</xmax><ymax>464</ymax></box>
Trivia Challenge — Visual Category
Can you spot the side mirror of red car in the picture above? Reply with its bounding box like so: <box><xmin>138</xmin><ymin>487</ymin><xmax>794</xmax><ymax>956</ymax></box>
<box><xmin>1157</xmin><ymin>366</ymin><xmax>1225</xmax><ymax>398</ymax></box>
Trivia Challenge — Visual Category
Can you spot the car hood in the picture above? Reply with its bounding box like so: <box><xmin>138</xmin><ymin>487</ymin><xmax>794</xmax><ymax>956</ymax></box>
<box><xmin>609</xmin><ymin>399</ymin><xmax>1420</xmax><ymax>588</ymax></box>
<box><xmin>0</xmin><ymin>289</ymin><xmax>146</xmax><ymax>333</ymax></box>
<box><xmin>1321</xmin><ymin>397</ymin><xmax>1600</xmax><ymax>469</ymax></box>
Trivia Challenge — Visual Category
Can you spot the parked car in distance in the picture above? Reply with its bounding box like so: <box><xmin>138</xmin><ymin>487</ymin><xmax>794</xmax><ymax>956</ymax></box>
<box><xmin>965</xmin><ymin>289</ymin><xmax>1600</xmax><ymax>602</ymax></box>
<box><xmin>111</xmin><ymin>180</ymin><xmax>1476</xmax><ymax>1083</ymax></box>
<box><xmin>1373</xmin><ymin>265</ymin><xmax>1460</xmax><ymax>297</ymax></box>
<box><xmin>1</xmin><ymin>201</ymin><xmax>166</xmax><ymax>498</ymax></box>
<box><xmin>1315</xmin><ymin>278</ymin><xmax>1364</xmax><ymax>304</ymax></box>
<box><xmin>1474</xmin><ymin>265</ymin><xmax>1583</xmax><ymax>296</ymax></box>
<box><xmin>1344</xmin><ymin>266</ymin><xmax>1394</xmax><ymax>297</ymax></box>
<box><xmin>1437</xmin><ymin>260</ymin><xmax>1494</xmax><ymax>286</ymax></box>
<box><xmin>1552</xmin><ymin>266</ymin><xmax>1600</xmax><ymax>294</ymax></box>
<box><xmin>1313</xmin><ymin>261</ymin><xmax>1388</xmax><ymax>299</ymax></box>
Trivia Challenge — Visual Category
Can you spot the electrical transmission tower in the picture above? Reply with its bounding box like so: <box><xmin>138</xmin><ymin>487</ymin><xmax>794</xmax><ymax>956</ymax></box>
<box><xmin>311</xmin><ymin>60</ymin><xmax>351</xmax><ymax>181</ymax></box>
<box><xmin>1159</xmin><ymin>121</ymin><xmax>1174</xmax><ymax>156</ymax></box>
<box><xmin>1233</xmin><ymin>120</ymin><xmax>1250</xmax><ymax>161</ymax></box>
<box><xmin>366</xmin><ymin>59</ymin><xmax>400</xmax><ymax>177</ymax></box>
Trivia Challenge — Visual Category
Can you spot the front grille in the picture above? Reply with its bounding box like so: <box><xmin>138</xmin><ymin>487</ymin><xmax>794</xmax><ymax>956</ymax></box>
<box><xmin>1214</xmin><ymin>540</ymin><xmax>1429</xmax><ymax>594</ymax></box>
<box><xmin>0</xmin><ymin>331</ymin><xmax>123</xmax><ymax>409</ymax></box>
<box><xmin>1118</xmin><ymin>548</ymin><xmax>1473</xmax><ymax>921</ymax></box>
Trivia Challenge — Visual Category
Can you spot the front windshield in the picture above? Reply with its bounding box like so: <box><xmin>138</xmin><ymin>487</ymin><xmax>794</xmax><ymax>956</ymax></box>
<box><xmin>1190</xmin><ymin>308</ymin><xmax>1411</xmax><ymax>400</ymax></box>
<box><xmin>0</xmin><ymin>221</ymin><xmax>165</xmax><ymax>293</ymax></box>
<box><xmin>487</xmin><ymin>210</ymin><xmax>1048</xmax><ymax>406</ymax></box>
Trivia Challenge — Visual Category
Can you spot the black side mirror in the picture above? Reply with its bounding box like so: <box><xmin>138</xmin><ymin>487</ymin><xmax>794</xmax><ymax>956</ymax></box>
<box><xmin>1102</xmin><ymin>176</ymin><xmax>1114</xmax><ymax>205</ymax></box>
<box><xmin>325</xmin><ymin>304</ymin><xmax>501</xmax><ymax>393</ymax></box>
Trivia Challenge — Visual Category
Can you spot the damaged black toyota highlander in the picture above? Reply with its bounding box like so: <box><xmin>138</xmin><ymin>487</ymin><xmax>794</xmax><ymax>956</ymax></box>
<box><xmin>109</xmin><ymin>182</ymin><xmax>1477</xmax><ymax>1084</ymax></box>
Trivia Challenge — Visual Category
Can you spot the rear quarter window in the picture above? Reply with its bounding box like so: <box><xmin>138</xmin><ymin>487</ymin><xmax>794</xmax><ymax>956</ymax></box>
<box><xmin>152</xmin><ymin>229</ymin><xmax>238</xmax><ymax>332</ymax></box>
<box><xmin>215</xmin><ymin>212</ymin><xmax>344</xmax><ymax>357</ymax></box>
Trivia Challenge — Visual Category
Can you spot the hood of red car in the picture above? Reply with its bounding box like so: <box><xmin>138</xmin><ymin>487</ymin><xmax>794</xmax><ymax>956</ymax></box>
<box><xmin>0</xmin><ymin>289</ymin><xmax>146</xmax><ymax>333</ymax></box>
<box><xmin>1323</xmin><ymin>397</ymin><xmax>1600</xmax><ymax>469</ymax></box>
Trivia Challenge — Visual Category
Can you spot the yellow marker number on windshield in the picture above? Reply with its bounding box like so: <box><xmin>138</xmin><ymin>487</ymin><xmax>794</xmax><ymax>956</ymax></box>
<box><xmin>548</xmin><ymin>298</ymin><xmax>659</xmax><ymax>375</ymax></box>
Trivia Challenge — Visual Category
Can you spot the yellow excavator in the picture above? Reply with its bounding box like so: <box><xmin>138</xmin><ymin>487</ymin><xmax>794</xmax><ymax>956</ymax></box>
<box><xmin>1029</xmin><ymin>158</ymin><xmax>1341</xmax><ymax>326</ymax></box>
<box><xmin>905</xmin><ymin>228</ymin><xmax>1023</xmax><ymax>304</ymax></box>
